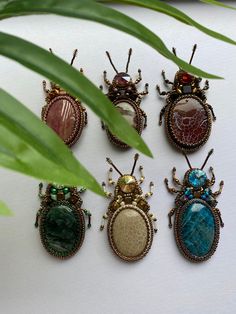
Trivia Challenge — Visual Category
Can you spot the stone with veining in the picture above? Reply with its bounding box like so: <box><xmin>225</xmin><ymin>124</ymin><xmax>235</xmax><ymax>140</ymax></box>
<box><xmin>111</xmin><ymin>208</ymin><xmax>148</xmax><ymax>257</ymax></box>
<box><xmin>170</xmin><ymin>97</ymin><xmax>209</xmax><ymax>147</ymax></box>
<box><xmin>180</xmin><ymin>201</ymin><xmax>215</xmax><ymax>257</ymax></box>
<box><xmin>45</xmin><ymin>96</ymin><xmax>78</xmax><ymax>143</ymax></box>
<box><xmin>116</xmin><ymin>101</ymin><xmax>137</xmax><ymax>128</ymax></box>
<box><xmin>43</xmin><ymin>204</ymin><xmax>81</xmax><ymax>255</ymax></box>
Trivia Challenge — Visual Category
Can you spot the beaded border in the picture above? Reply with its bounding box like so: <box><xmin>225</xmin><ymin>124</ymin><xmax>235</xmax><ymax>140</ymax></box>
<box><xmin>165</xmin><ymin>94</ymin><xmax>212</xmax><ymax>152</ymax></box>
<box><xmin>39</xmin><ymin>201</ymin><xmax>85</xmax><ymax>259</ymax></box>
<box><xmin>174</xmin><ymin>198</ymin><xmax>220</xmax><ymax>262</ymax></box>
<box><xmin>107</xmin><ymin>204</ymin><xmax>153</xmax><ymax>262</ymax></box>
<box><xmin>42</xmin><ymin>94</ymin><xmax>85</xmax><ymax>147</ymax></box>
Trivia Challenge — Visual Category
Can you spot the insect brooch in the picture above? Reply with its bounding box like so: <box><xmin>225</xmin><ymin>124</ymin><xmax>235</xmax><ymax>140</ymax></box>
<box><xmin>35</xmin><ymin>183</ymin><xmax>91</xmax><ymax>259</ymax></box>
<box><xmin>100</xmin><ymin>154</ymin><xmax>157</xmax><ymax>262</ymax></box>
<box><xmin>100</xmin><ymin>48</ymin><xmax>149</xmax><ymax>149</ymax></box>
<box><xmin>157</xmin><ymin>44</ymin><xmax>216</xmax><ymax>152</ymax></box>
<box><xmin>42</xmin><ymin>49</ymin><xmax>87</xmax><ymax>147</ymax></box>
<box><xmin>165</xmin><ymin>149</ymin><xmax>224</xmax><ymax>262</ymax></box>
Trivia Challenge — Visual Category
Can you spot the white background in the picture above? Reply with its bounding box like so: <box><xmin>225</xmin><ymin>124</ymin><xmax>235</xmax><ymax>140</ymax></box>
<box><xmin>0</xmin><ymin>2</ymin><xmax>236</xmax><ymax>314</ymax></box>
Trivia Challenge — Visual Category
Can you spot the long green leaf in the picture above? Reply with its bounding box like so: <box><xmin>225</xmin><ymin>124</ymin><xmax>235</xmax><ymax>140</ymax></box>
<box><xmin>200</xmin><ymin>0</ymin><xmax>236</xmax><ymax>10</ymax></box>
<box><xmin>0</xmin><ymin>89</ymin><xmax>103</xmax><ymax>195</ymax></box>
<box><xmin>100</xmin><ymin>0</ymin><xmax>236</xmax><ymax>45</ymax></box>
<box><xmin>0</xmin><ymin>200</ymin><xmax>13</xmax><ymax>216</ymax></box>
<box><xmin>0</xmin><ymin>32</ymin><xmax>152</xmax><ymax>157</ymax></box>
<box><xmin>0</xmin><ymin>0</ymin><xmax>222</xmax><ymax>78</ymax></box>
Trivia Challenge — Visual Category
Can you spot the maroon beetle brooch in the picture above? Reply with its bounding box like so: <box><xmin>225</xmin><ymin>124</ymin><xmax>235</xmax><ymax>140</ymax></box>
<box><xmin>41</xmin><ymin>49</ymin><xmax>87</xmax><ymax>147</ymax></box>
<box><xmin>165</xmin><ymin>149</ymin><xmax>224</xmax><ymax>262</ymax></box>
<box><xmin>156</xmin><ymin>45</ymin><xmax>216</xmax><ymax>152</ymax></box>
<box><xmin>100</xmin><ymin>48</ymin><xmax>149</xmax><ymax>149</ymax></box>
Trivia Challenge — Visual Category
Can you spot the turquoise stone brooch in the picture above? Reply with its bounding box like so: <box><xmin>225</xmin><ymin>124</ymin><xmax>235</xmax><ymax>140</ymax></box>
<box><xmin>35</xmin><ymin>184</ymin><xmax>91</xmax><ymax>259</ymax></box>
<box><xmin>164</xmin><ymin>149</ymin><xmax>224</xmax><ymax>262</ymax></box>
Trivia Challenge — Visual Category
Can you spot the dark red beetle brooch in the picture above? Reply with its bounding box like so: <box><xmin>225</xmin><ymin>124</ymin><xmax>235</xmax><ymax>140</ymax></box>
<box><xmin>100</xmin><ymin>48</ymin><xmax>149</xmax><ymax>149</ymax></box>
<box><xmin>41</xmin><ymin>49</ymin><xmax>87</xmax><ymax>147</ymax></box>
<box><xmin>100</xmin><ymin>154</ymin><xmax>157</xmax><ymax>262</ymax></box>
<box><xmin>157</xmin><ymin>45</ymin><xmax>216</xmax><ymax>152</ymax></box>
<box><xmin>165</xmin><ymin>149</ymin><xmax>224</xmax><ymax>262</ymax></box>
<box><xmin>35</xmin><ymin>184</ymin><xmax>91</xmax><ymax>259</ymax></box>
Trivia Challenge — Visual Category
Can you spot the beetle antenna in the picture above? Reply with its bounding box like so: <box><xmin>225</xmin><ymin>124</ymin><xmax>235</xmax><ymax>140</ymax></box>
<box><xmin>201</xmin><ymin>149</ymin><xmax>214</xmax><ymax>170</ymax></box>
<box><xmin>182</xmin><ymin>151</ymin><xmax>192</xmax><ymax>169</ymax></box>
<box><xmin>106</xmin><ymin>158</ymin><xmax>123</xmax><ymax>176</ymax></box>
<box><xmin>49</xmin><ymin>48</ymin><xmax>54</xmax><ymax>55</ymax></box>
<box><xmin>105</xmin><ymin>51</ymin><xmax>118</xmax><ymax>74</ymax></box>
<box><xmin>131</xmin><ymin>153</ymin><xmax>139</xmax><ymax>175</ymax></box>
<box><xmin>189</xmin><ymin>44</ymin><xmax>197</xmax><ymax>65</ymax></box>
<box><xmin>172</xmin><ymin>47</ymin><xmax>177</xmax><ymax>57</ymax></box>
<box><xmin>125</xmin><ymin>48</ymin><xmax>132</xmax><ymax>73</ymax></box>
<box><xmin>70</xmin><ymin>49</ymin><xmax>78</xmax><ymax>66</ymax></box>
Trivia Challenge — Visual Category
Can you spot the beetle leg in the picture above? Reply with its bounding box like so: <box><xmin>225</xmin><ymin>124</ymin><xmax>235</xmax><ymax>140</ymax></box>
<box><xmin>100</xmin><ymin>212</ymin><xmax>109</xmax><ymax>231</ymax></box>
<box><xmin>103</xmin><ymin>71</ymin><xmax>112</xmax><ymax>86</ymax></box>
<box><xmin>138</xmin><ymin>165</ymin><xmax>145</xmax><ymax>184</ymax></box>
<box><xmin>102</xmin><ymin>182</ymin><xmax>112</xmax><ymax>198</ymax></box>
<box><xmin>138</xmin><ymin>83</ymin><xmax>149</xmax><ymax>97</ymax></box>
<box><xmin>148</xmin><ymin>212</ymin><xmax>158</xmax><ymax>233</ymax></box>
<box><xmin>83</xmin><ymin>209</ymin><xmax>92</xmax><ymax>228</ymax></box>
<box><xmin>38</xmin><ymin>183</ymin><xmax>44</xmax><ymax>199</ymax></box>
<box><xmin>42</xmin><ymin>80</ymin><xmax>49</xmax><ymax>95</ymax></box>
<box><xmin>168</xmin><ymin>208</ymin><xmax>176</xmax><ymax>228</ymax></box>
<box><xmin>212</xmin><ymin>180</ymin><xmax>224</xmax><ymax>197</ymax></box>
<box><xmin>156</xmin><ymin>84</ymin><xmax>168</xmax><ymax>96</ymax></box>
<box><xmin>202</xmin><ymin>80</ymin><xmax>209</xmax><ymax>91</ymax></box>
<box><xmin>101</xmin><ymin>121</ymin><xmax>105</xmax><ymax>130</ymax></box>
<box><xmin>159</xmin><ymin>104</ymin><xmax>168</xmax><ymax>125</ymax></box>
<box><xmin>164</xmin><ymin>178</ymin><xmax>180</xmax><ymax>194</ymax></box>
<box><xmin>207</xmin><ymin>103</ymin><xmax>216</xmax><ymax>121</ymax></box>
<box><xmin>172</xmin><ymin>167</ymin><xmax>183</xmax><ymax>186</ymax></box>
<box><xmin>82</xmin><ymin>106</ymin><xmax>88</xmax><ymax>125</ymax></box>
<box><xmin>214</xmin><ymin>208</ymin><xmax>224</xmax><ymax>228</ymax></box>
<box><xmin>140</xmin><ymin>109</ymin><xmax>147</xmax><ymax>128</ymax></box>
<box><xmin>207</xmin><ymin>167</ymin><xmax>215</xmax><ymax>186</ymax></box>
<box><xmin>134</xmin><ymin>69</ymin><xmax>142</xmax><ymax>85</ymax></box>
<box><xmin>145</xmin><ymin>182</ymin><xmax>154</xmax><ymax>199</ymax></box>
<box><xmin>108</xmin><ymin>168</ymin><xmax>115</xmax><ymax>186</ymax></box>
<box><xmin>35</xmin><ymin>209</ymin><xmax>41</xmax><ymax>228</ymax></box>
<box><xmin>78</xmin><ymin>187</ymin><xmax>86</xmax><ymax>193</ymax></box>
<box><xmin>161</xmin><ymin>70</ymin><xmax>173</xmax><ymax>86</ymax></box>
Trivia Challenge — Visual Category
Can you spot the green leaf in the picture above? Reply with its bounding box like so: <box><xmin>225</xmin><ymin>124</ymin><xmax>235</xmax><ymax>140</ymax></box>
<box><xmin>0</xmin><ymin>32</ymin><xmax>152</xmax><ymax>157</ymax></box>
<box><xmin>0</xmin><ymin>200</ymin><xmax>13</xmax><ymax>216</ymax></box>
<box><xmin>0</xmin><ymin>0</ymin><xmax>222</xmax><ymax>78</ymax></box>
<box><xmin>200</xmin><ymin>0</ymin><xmax>236</xmax><ymax>10</ymax></box>
<box><xmin>0</xmin><ymin>88</ymin><xmax>104</xmax><ymax>195</ymax></box>
<box><xmin>100</xmin><ymin>0</ymin><xmax>236</xmax><ymax>45</ymax></box>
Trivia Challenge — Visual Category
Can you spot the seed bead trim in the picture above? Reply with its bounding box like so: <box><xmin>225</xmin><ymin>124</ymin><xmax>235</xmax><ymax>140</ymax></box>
<box><xmin>39</xmin><ymin>201</ymin><xmax>85</xmax><ymax>259</ymax></box>
<box><xmin>174</xmin><ymin>198</ymin><xmax>220</xmax><ymax>262</ymax></box>
<box><xmin>165</xmin><ymin>94</ymin><xmax>212</xmax><ymax>152</ymax></box>
<box><xmin>107</xmin><ymin>204</ymin><xmax>153</xmax><ymax>262</ymax></box>
<box><xmin>42</xmin><ymin>94</ymin><xmax>86</xmax><ymax>147</ymax></box>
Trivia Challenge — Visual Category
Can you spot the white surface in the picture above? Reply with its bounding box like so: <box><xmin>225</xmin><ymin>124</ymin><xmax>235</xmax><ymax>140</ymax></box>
<box><xmin>0</xmin><ymin>2</ymin><xmax>236</xmax><ymax>314</ymax></box>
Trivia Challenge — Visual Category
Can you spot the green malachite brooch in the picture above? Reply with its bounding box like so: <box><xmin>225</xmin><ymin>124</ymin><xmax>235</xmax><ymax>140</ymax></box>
<box><xmin>35</xmin><ymin>184</ymin><xmax>91</xmax><ymax>259</ymax></box>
